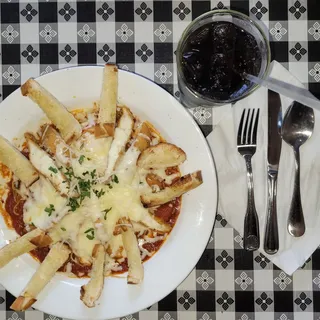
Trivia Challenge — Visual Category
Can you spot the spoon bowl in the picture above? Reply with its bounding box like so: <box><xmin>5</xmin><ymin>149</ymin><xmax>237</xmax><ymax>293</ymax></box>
<box><xmin>281</xmin><ymin>101</ymin><xmax>315</xmax><ymax>237</ymax></box>
<box><xmin>282</xmin><ymin>102</ymin><xmax>315</xmax><ymax>147</ymax></box>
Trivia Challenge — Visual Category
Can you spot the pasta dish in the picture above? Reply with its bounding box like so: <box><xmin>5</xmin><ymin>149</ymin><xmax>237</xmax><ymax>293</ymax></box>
<box><xmin>0</xmin><ymin>65</ymin><xmax>202</xmax><ymax>309</ymax></box>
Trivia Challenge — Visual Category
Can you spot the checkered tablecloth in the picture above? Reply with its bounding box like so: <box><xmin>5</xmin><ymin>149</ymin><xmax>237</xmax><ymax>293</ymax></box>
<box><xmin>0</xmin><ymin>0</ymin><xmax>320</xmax><ymax>319</ymax></box>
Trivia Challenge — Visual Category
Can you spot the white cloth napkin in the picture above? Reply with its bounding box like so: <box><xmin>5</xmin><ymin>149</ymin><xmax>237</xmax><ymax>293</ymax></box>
<box><xmin>207</xmin><ymin>61</ymin><xmax>320</xmax><ymax>275</ymax></box>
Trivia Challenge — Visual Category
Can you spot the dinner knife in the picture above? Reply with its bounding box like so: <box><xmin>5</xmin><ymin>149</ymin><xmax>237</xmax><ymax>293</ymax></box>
<box><xmin>264</xmin><ymin>90</ymin><xmax>282</xmax><ymax>255</ymax></box>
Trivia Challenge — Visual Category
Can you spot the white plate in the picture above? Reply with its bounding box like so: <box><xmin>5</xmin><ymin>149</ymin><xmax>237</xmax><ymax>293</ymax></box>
<box><xmin>0</xmin><ymin>66</ymin><xmax>217</xmax><ymax>320</ymax></box>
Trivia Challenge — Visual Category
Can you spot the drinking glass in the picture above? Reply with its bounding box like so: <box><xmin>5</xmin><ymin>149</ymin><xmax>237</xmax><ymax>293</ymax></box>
<box><xmin>176</xmin><ymin>9</ymin><xmax>271</xmax><ymax>108</ymax></box>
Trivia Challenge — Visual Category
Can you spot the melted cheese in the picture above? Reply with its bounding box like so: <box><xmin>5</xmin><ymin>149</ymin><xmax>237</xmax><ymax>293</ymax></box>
<box><xmin>105</xmin><ymin>109</ymin><xmax>133</xmax><ymax>178</ymax></box>
<box><xmin>134</xmin><ymin>167</ymin><xmax>180</xmax><ymax>196</ymax></box>
<box><xmin>49</xmin><ymin>194</ymin><xmax>104</xmax><ymax>257</ymax></box>
<box><xmin>24</xmin><ymin>176</ymin><xmax>68</xmax><ymax>230</ymax></box>
<box><xmin>115</xmin><ymin>145</ymin><xmax>140</xmax><ymax>185</ymax></box>
<box><xmin>28</xmin><ymin>140</ymin><xmax>69</xmax><ymax>195</ymax></box>
<box><xmin>55</xmin><ymin>142</ymin><xmax>71</xmax><ymax>165</ymax></box>
<box><xmin>100</xmin><ymin>183</ymin><xmax>147</xmax><ymax>230</ymax></box>
<box><xmin>48</xmin><ymin>210</ymin><xmax>84</xmax><ymax>243</ymax></box>
<box><xmin>20</xmin><ymin>109</ymin><xmax>176</xmax><ymax>267</ymax></box>
<box><xmin>76</xmin><ymin>218</ymin><xmax>99</xmax><ymax>265</ymax></box>
<box><xmin>138</xmin><ymin>168</ymin><xmax>180</xmax><ymax>186</ymax></box>
<box><xmin>108</xmin><ymin>234</ymin><xmax>126</xmax><ymax>258</ymax></box>
<box><xmin>98</xmin><ymin>182</ymin><xmax>170</xmax><ymax>234</ymax></box>
<box><xmin>80</xmin><ymin>194</ymin><xmax>103</xmax><ymax>221</ymax></box>
<box><xmin>71</xmin><ymin>132</ymin><xmax>111</xmax><ymax>176</ymax></box>
<box><xmin>152</xmin><ymin>168</ymin><xmax>180</xmax><ymax>184</ymax></box>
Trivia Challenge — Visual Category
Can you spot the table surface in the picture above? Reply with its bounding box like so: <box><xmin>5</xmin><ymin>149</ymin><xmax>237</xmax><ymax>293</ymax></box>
<box><xmin>0</xmin><ymin>0</ymin><xmax>320</xmax><ymax>319</ymax></box>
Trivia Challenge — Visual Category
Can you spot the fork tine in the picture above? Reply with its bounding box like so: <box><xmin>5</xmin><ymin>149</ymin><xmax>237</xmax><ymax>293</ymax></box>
<box><xmin>237</xmin><ymin>109</ymin><xmax>246</xmax><ymax>145</ymax></box>
<box><xmin>243</xmin><ymin>109</ymin><xmax>251</xmax><ymax>145</ymax></box>
<box><xmin>252</xmin><ymin>109</ymin><xmax>260</xmax><ymax>145</ymax></box>
<box><xmin>247</xmin><ymin>109</ymin><xmax>255</xmax><ymax>145</ymax></box>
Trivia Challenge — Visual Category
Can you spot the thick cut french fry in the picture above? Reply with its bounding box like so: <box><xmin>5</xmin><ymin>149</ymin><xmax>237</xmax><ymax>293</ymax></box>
<box><xmin>105</xmin><ymin>107</ymin><xmax>134</xmax><ymax>177</ymax></box>
<box><xmin>114</xmin><ymin>122</ymin><xmax>152</xmax><ymax>185</ymax></box>
<box><xmin>140</xmin><ymin>212</ymin><xmax>171</xmax><ymax>233</ymax></box>
<box><xmin>21</xmin><ymin>79</ymin><xmax>82</xmax><ymax>143</ymax></box>
<box><xmin>11</xmin><ymin>243</ymin><xmax>70</xmax><ymax>311</ymax></box>
<box><xmin>121</xmin><ymin>224</ymin><xmax>144</xmax><ymax>284</ymax></box>
<box><xmin>137</xmin><ymin>143</ymin><xmax>186</xmax><ymax>169</ymax></box>
<box><xmin>80</xmin><ymin>244</ymin><xmax>105</xmax><ymax>308</ymax></box>
<box><xmin>98</xmin><ymin>65</ymin><xmax>118</xmax><ymax>127</ymax></box>
<box><xmin>27</xmin><ymin>139</ymin><xmax>69</xmax><ymax>196</ymax></box>
<box><xmin>141</xmin><ymin>171</ymin><xmax>203</xmax><ymax>207</ymax></box>
<box><xmin>40</xmin><ymin>125</ymin><xmax>71</xmax><ymax>161</ymax></box>
<box><xmin>0</xmin><ymin>229</ymin><xmax>49</xmax><ymax>268</ymax></box>
<box><xmin>0</xmin><ymin>135</ymin><xmax>39</xmax><ymax>187</ymax></box>
<box><xmin>91</xmin><ymin>123</ymin><xmax>115</xmax><ymax>138</ymax></box>
<box><xmin>29</xmin><ymin>233</ymin><xmax>52</xmax><ymax>247</ymax></box>
<box><xmin>134</xmin><ymin>122</ymin><xmax>152</xmax><ymax>152</ymax></box>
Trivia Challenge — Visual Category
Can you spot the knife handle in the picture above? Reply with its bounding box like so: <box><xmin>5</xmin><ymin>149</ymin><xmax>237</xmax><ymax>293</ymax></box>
<box><xmin>264</xmin><ymin>171</ymin><xmax>279</xmax><ymax>255</ymax></box>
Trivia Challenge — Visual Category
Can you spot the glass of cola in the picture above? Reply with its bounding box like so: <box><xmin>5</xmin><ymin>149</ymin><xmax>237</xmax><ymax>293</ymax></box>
<box><xmin>176</xmin><ymin>10</ymin><xmax>271</xmax><ymax>108</ymax></box>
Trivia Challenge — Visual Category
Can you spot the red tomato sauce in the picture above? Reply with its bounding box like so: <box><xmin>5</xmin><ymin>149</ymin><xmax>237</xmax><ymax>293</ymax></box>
<box><xmin>3</xmin><ymin>180</ymin><xmax>182</xmax><ymax>277</ymax></box>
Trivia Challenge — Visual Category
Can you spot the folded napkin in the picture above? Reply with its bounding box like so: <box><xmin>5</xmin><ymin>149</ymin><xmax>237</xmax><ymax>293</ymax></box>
<box><xmin>207</xmin><ymin>61</ymin><xmax>320</xmax><ymax>275</ymax></box>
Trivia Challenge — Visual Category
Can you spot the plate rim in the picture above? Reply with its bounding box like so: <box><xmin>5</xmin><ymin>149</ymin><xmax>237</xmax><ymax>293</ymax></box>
<box><xmin>0</xmin><ymin>65</ymin><xmax>218</xmax><ymax>320</ymax></box>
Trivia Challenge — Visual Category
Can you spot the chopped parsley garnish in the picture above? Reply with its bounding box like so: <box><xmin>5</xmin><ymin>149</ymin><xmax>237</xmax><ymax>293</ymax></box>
<box><xmin>139</xmin><ymin>181</ymin><xmax>143</xmax><ymax>185</ymax></box>
<box><xmin>108</xmin><ymin>184</ymin><xmax>113</xmax><ymax>189</ymax></box>
<box><xmin>64</xmin><ymin>166</ymin><xmax>101</xmax><ymax>211</ymax></box>
<box><xmin>45</xmin><ymin>204</ymin><xmax>55</xmax><ymax>216</ymax></box>
<box><xmin>48</xmin><ymin>166</ymin><xmax>58</xmax><ymax>174</ymax></box>
<box><xmin>78</xmin><ymin>179</ymin><xmax>91</xmax><ymax>191</ymax></box>
<box><xmin>112</xmin><ymin>175</ymin><xmax>119</xmax><ymax>184</ymax></box>
<box><xmin>77</xmin><ymin>179</ymin><xmax>92</xmax><ymax>203</ymax></box>
<box><xmin>64</xmin><ymin>167</ymin><xmax>75</xmax><ymax>181</ymax></box>
<box><xmin>81</xmin><ymin>191</ymin><xmax>91</xmax><ymax>201</ymax></box>
<box><xmin>61</xmin><ymin>227</ymin><xmax>66</xmax><ymax>231</ymax></box>
<box><xmin>67</xmin><ymin>197</ymin><xmax>80</xmax><ymax>212</ymax></box>
<box><xmin>94</xmin><ymin>189</ymin><xmax>105</xmax><ymax>198</ymax></box>
<box><xmin>78</xmin><ymin>155</ymin><xmax>85</xmax><ymax>164</ymax></box>
<box><xmin>84</xmin><ymin>228</ymin><xmax>95</xmax><ymax>240</ymax></box>
<box><xmin>90</xmin><ymin>169</ymin><xmax>97</xmax><ymax>179</ymax></box>
<box><xmin>84</xmin><ymin>228</ymin><xmax>94</xmax><ymax>233</ymax></box>
<box><xmin>103</xmin><ymin>208</ymin><xmax>112</xmax><ymax>220</ymax></box>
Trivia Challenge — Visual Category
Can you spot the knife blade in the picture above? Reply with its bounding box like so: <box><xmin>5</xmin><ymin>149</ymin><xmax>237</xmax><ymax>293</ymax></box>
<box><xmin>264</xmin><ymin>90</ymin><xmax>282</xmax><ymax>255</ymax></box>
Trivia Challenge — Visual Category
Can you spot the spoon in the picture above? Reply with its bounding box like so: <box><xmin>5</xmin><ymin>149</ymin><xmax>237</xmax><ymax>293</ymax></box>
<box><xmin>281</xmin><ymin>102</ymin><xmax>315</xmax><ymax>237</ymax></box>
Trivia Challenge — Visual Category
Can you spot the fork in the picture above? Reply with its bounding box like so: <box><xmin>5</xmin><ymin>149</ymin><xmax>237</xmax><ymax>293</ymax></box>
<box><xmin>237</xmin><ymin>108</ymin><xmax>260</xmax><ymax>251</ymax></box>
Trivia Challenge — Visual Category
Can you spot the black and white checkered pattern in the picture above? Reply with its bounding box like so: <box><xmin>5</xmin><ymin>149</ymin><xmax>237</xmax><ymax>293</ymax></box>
<box><xmin>0</xmin><ymin>0</ymin><xmax>320</xmax><ymax>319</ymax></box>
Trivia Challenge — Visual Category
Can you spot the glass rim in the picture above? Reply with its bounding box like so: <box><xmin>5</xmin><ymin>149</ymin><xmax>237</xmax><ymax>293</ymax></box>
<box><xmin>176</xmin><ymin>9</ymin><xmax>271</xmax><ymax>106</ymax></box>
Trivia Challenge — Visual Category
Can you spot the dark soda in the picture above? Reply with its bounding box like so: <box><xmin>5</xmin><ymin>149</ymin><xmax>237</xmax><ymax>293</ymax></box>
<box><xmin>181</xmin><ymin>21</ymin><xmax>262</xmax><ymax>101</ymax></box>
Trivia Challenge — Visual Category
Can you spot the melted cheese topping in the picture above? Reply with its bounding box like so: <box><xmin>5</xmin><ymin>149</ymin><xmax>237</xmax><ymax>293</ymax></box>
<box><xmin>108</xmin><ymin>234</ymin><xmax>126</xmax><ymax>258</ymax></box>
<box><xmin>21</xmin><ymin>108</ymin><xmax>176</xmax><ymax>267</ymax></box>
<box><xmin>55</xmin><ymin>142</ymin><xmax>71</xmax><ymax>165</ymax></box>
<box><xmin>71</xmin><ymin>132</ymin><xmax>111</xmax><ymax>176</ymax></box>
<box><xmin>28</xmin><ymin>140</ymin><xmax>69</xmax><ymax>195</ymax></box>
<box><xmin>24</xmin><ymin>176</ymin><xmax>68</xmax><ymax>230</ymax></box>
<box><xmin>76</xmin><ymin>218</ymin><xmax>100</xmax><ymax>265</ymax></box>
<box><xmin>115</xmin><ymin>145</ymin><xmax>140</xmax><ymax>185</ymax></box>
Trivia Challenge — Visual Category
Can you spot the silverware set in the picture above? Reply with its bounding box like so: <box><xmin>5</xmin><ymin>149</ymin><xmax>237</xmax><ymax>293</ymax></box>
<box><xmin>237</xmin><ymin>91</ymin><xmax>315</xmax><ymax>254</ymax></box>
